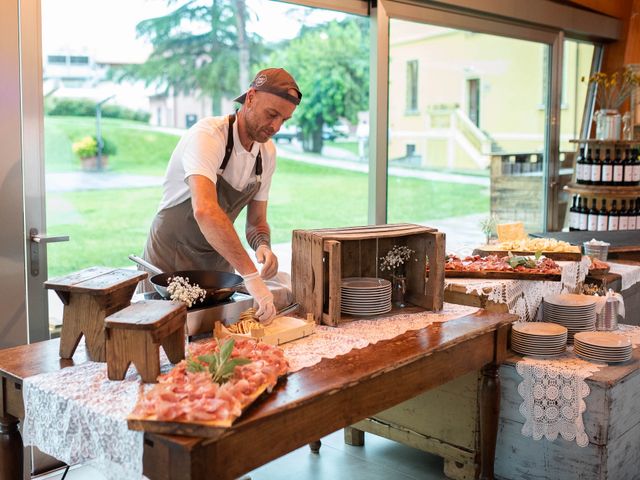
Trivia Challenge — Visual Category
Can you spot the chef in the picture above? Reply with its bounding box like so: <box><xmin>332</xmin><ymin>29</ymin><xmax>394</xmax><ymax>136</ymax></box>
<box><xmin>142</xmin><ymin>67</ymin><xmax>302</xmax><ymax>324</ymax></box>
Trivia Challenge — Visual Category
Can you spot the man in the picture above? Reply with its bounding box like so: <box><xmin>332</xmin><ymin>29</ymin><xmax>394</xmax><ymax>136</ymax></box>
<box><xmin>143</xmin><ymin>67</ymin><xmax>302</xmax><ymax>324</ymax></box>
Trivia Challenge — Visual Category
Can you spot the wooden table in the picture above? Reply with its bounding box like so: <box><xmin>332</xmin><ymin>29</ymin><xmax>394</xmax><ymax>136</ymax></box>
<box><xmin>0</xmin><ymin>309</ymin><xmax>516</xmax><ymax>480</ymax></box>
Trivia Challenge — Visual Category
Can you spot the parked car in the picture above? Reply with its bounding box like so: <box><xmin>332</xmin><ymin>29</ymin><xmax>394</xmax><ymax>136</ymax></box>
<box><xmin>273</xmin><ymin>125</ymin><xmax>299</xmax><ymax>143</ymax></box>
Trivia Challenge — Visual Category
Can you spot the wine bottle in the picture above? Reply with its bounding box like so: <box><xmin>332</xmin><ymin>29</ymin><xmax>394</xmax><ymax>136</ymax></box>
<box><xmin>576</xmin><ymin>147</ymin><xmax>586</xmax><ymax>184</ymax></box>
<box><xmin>569</xmin><ymin>195</ymin><xmax>579</xmax><ymax>231</ymax></box>
<box><xmin>619</xmin><ymin>199</ymin><xmax>629</xmax><ymax>230</ymax></box>
<box><xmin>622</xmin><ymin>149</ymin><xmax>634</xmax><ymax>186</ymax></box>
<box><xmin>601</xmin><ymin>149</ymin><xmax>613</xmax><ymax>185</ymax></box>
<box><xmin>590</xmin><ymin>148</ymin><xmax>602</xmax><ymax>185</ymax></box>
<box><xmin>579</xmin><ymin>197</ymin><xmax>589</xmax><ymax>231</ymax></box>
<box><xmin>613</xmin><ymin>148</ymin><xmax>624</xmax><ymax>186</ymax></box>
<box><xmin>597</xmin><ymin>199</ymin><xmax>608</xmax><ymax>231</ymax></box>
<box><xmin>632</xmin><ymin>149</ymin><xmax>640</xmax><ymax>186</ymax></box>
<box><xmin>587</xmin><ymin>198</ymin><xmax>599</xmax><ymax>231</ymax></box>
<box><xmin>584</xmin><ymin>149</ymin><xmax>594</xmax><ymax>185</ymax></box>
<box><xmin>629</xmin><ymin>199</ymin><xmax>638</xmax><ymax>230</ymax></box>
<box><xmin>607</xmin><ymin>199</ymin><xmax>619</xmax><ymax>231</ymax></box>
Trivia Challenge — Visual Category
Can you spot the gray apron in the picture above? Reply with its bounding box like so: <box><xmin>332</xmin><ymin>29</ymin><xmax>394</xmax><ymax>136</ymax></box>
<box><xmin>141</xmin><ymin>114</ymin><xmax>262</xmax><ymax>292</ymax></box>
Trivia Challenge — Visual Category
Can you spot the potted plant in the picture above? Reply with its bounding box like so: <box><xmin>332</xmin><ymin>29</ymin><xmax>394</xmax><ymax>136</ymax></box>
<box><xmin>71</xmin><ymin>135</ymin><xmax>117</xmax><ymax>171</ymax></box>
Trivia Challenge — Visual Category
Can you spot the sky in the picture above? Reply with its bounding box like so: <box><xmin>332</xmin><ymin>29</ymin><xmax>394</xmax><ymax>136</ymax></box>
<box><xmin>41</xmin><ymin>0</ymin><xmax>346</xmax><ymax>63</ymax></box>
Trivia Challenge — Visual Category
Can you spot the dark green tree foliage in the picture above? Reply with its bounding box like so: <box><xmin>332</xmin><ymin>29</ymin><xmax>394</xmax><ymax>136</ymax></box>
<box><xmin>113</xmin><ymin>0</ymin><xmax>268</xmax><ymax>115</ymax></box>
<box><xmin>271</xmin><ymin>18</ymin><xmax>369</xmax><ymax>153</ymax></box>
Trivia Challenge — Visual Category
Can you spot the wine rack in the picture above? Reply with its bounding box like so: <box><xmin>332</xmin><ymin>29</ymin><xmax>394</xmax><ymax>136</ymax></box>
<box><xmin>565</xmin><ymin>139</ymin><xmax>640</xmax><ymax>232</ymax></box>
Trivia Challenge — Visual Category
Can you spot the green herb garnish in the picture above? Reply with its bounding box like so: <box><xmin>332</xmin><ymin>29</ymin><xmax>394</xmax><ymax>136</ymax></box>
<box><xmin>186</xmin><ymin>338</ymin><xmax>252</xmax><ymax>384</ymax></box>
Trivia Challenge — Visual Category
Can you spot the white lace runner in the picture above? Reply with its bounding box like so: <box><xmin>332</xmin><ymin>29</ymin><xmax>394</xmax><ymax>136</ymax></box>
<box><xmin>21</xmin><ymin>303</ymin><xmax>476</xmax><ymax>479</ymax></box>
<box><xmin>22</xmin><ymin>361</ymin><xmax>151</xmax><ymax>480</ymax></box>
<box><xmin>608</xmin><ymin>261</ymin><xmax>640</xmax><ymax>292</ymax></box>
<box><xmin>516</xmin><ymin>352</ymin><xmax>603</xmax><ymax>447</ymax></box>
<box><xmin>282</xmin><ymin>303</ymin><xmax>478</xmax><ymax>372</ymax></box>
<box><xmin>450</xmin><ymin>256</ymin><xmax>591</xmax><ymax>321</ymax></box>
<box><xmin>515</xmin><ymin>324</ymin><xmax>640</xmax><ymax>448</ymax></box>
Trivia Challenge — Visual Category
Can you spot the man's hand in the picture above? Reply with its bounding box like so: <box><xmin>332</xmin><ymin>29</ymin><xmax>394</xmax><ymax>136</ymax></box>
<box><xmin>242</xmin><ymin>271</ymin><xmax>276</xmax><ymax>324</ymax></box>
<box><xmin>255</xmin><ymin>245</ymin><xmax>278</xmax><ymax>279</ymax></box>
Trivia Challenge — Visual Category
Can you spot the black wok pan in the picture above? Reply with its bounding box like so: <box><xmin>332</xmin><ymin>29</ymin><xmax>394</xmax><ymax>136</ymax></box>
<box><xmin>129</xmin><ymin>254</ymin><xmax>244</xmax><ymax>306</ymax></box>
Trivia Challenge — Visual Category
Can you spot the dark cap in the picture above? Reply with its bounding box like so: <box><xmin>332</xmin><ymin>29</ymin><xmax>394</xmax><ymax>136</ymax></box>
<box><xmin>233</xmin><ymin>67</ymin><xmax>302</xmax><ymax>106</ymax></box>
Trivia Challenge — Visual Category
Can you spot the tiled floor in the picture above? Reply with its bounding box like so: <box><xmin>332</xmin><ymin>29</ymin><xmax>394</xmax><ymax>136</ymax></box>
<box><xmin>37</xmin><ymin>430</ymin><xmax>448</xmax><ymax>480</ymax></box>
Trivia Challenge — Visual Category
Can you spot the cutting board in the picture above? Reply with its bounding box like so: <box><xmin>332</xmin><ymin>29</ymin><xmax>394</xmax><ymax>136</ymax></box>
<box><xmin>216</xmin><ymin>315</ymin><xmax>316</xmax><ymax>346</ymax></box>
<box><xmin>127</xmin><ymin>380</ymin><xmax>275</xmax><ymax>437</ymax></box>
<box><xmin>445</xmin><ymin>270</ymin><xmax>561</xmax><ymax>281</ymax></box>
<box><xmin>472</xmin><ymin>247</ymin><xmax>581</xmax><ymax>261</ymax></box>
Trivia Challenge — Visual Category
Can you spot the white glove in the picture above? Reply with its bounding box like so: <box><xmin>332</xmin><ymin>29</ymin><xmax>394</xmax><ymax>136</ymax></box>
<box><xmin>242</xmin><ymin>271</ymin><xmax>276</xmax><ymax>325</ymax></box>
<box><xmin>255</xmin><ymin>245</ymin><xmax>278</xmax><ymax>279</ymax></box>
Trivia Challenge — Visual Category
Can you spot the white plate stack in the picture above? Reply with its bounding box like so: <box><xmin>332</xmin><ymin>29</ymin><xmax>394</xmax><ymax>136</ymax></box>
<box><xmin>340</xmin><ymin>277</ymin><xmax>392</xmax><ymax>316</ymax></box>
<box><xmin>511</xmin><ymin>322</ymin><xmax>568</xmax><ymax>357</ymax></box>
<box><xmin>542</xmin><ymin>294</ymin><xmax>597</xmax><ymax>342</ymax></box>
<box><xmin>574</xmin><ymin>332</ymin><xmax>633</xmax><ymax>363</ymax></box>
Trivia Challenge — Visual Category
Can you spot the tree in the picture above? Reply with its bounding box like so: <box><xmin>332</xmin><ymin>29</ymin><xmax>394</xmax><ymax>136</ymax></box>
<box><xmin>113</xmin><ymin>0</ymin><xmax>268</xmax><ymax>115</ymax></box>
<box><xmin>270</xmin><ymin>18</ymin><xmax>369</xmax><ymax>153</ymax></box>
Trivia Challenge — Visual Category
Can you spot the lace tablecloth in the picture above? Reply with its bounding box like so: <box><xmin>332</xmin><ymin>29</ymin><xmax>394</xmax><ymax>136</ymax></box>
<box><xmin>515</xmin><ymin>324</ymin><xmax>640</xmax><ymax>447</ymax></box>
<box><xmin>447</xmin><ymin>256</ymin><xmax>592</xmax><ymax>321</ymax></box>
<box><xmin>608</xmin><ymin>261</ymin><xmax>640</xmax><ymax>292</ymax></box>
<box><xmin>22</xmin><ymin>303</ymin><xmax>477</xmax><ymax>479</ymax></box>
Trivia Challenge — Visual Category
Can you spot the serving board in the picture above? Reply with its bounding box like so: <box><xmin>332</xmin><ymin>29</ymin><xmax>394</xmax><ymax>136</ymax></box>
<box><xmin>445</xmin><ymin>270</ymin><xmax>561</xmax><ymax>281</ymax></box>
<box><xmin>215</xmin><ymin>316</ymin><xmax>316</xmax><ymax>346</ymax></box>
<box><xmin>473</xmin><ymin>247</ymin><xmax>582</xmax><ymax>261</ymax></box>
<box><xmin>127</xmin><ymin>380</ymin><xmax>276</xmax><ymax>436</ymax></box>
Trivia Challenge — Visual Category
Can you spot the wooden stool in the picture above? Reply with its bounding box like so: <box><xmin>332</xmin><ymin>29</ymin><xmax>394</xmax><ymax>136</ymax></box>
<box><xmin>45</xmin><ymin>267</ymin><xmax>147</xmax><ymax>362</ymax></box>
<box><xmin>105</xmin><ymin>300</ymin><xmax>187</xmax><ymax>383</ymax></box>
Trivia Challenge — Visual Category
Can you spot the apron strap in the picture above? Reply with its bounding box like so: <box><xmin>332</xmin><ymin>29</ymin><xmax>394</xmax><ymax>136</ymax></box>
<box><xmin>220</xmin><ymin>113</ymin><xmax>263</xmax><ymax>179</ymax></box>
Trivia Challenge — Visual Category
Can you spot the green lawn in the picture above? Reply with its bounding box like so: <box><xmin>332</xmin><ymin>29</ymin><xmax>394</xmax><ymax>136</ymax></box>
<box><xmin>45</xmin><ymin>116</ymin><xmax>180</xmax><ymax>175</ymax></box>
<box><xmin>45</xmin><ymin>116</ymin><xmax>488</xmax><ymax>277</ymax></box>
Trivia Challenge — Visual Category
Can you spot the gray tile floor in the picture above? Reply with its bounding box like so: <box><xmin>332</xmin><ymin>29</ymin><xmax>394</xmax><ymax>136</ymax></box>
<box><xmin>37</xmin><ymin>430</ymin><xmax>448</xmax><ymax>480</ymax></box>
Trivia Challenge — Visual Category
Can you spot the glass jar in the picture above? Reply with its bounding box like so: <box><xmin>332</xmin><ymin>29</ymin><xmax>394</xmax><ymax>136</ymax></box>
<box><xmin>595</xmin><ymin>109</ymin><xmax>622</xmax><ymax>140</ymax></box>
<box><xmin>391</xmin><ymin>274</ymin><xmax>407</xmax><ymax>308</ymax></box>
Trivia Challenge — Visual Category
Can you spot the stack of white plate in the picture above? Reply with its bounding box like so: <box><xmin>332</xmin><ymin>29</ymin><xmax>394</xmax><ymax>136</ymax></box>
<box><xmin>542</xmin><ymin>294</ymin><xmax>596</xmax><ymax>342</ymax></box>
<box><xmin>511</xmin><ymin>322</ymin><xmax>568</xmax><ymax>357</ymax></box>
<box><xmin>341</xmin><ymin>277</ymin><xmax>392</xmax><ymax>316</ymax></box>
<box><xmin>574</xmin><ymin>332</ymin><xmax>632</xmax><ymax>363</ymax></box>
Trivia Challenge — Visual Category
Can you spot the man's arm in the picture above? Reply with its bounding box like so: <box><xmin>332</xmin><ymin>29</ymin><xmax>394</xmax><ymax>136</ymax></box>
<box><xmin>189</xmin><ymin>174</ymin><xmax>256</xmax><ymax>276</ymax></box>
<box><xmin>246</xmin><ymin>200</ymin><xmax>278</xmax><ymax>279</ymax></box>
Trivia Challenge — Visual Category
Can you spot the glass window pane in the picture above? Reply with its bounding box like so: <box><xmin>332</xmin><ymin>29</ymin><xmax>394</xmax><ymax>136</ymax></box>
<box><xmin>559</xmin><ymin>39</ymin><xmax>595</xmax><ymax>230</ymax></box>
<box><xmin>387</xmin><ymin>20</ymin><xmax>552</xmax><ymax>251</ymax></box>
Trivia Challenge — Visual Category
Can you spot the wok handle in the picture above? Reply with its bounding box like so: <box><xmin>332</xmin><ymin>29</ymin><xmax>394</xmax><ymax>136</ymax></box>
<box><xmin>128</xmin><ymin>254</ymin><xmax>163</xmax><ymax>275</ymax></box>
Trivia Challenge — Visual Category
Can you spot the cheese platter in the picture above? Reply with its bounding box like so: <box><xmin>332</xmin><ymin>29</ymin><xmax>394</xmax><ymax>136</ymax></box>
<box><xmin>473</xmin><ymin>236</ymin><xmax>582</xmax><ymax>261</ymax></box>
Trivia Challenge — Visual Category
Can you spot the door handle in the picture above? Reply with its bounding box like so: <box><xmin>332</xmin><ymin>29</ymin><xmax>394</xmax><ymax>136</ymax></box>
<box><xmin>29</xmin><ymin>228</ymin><xmax>70</xmax><ymax>276</ymax></box>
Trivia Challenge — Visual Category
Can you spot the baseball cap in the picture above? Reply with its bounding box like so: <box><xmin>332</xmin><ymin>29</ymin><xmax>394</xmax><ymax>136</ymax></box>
<box><xmin>233</xmin><ymin>67</ymin><xmax>302</xmax><ymax>106</ymax></box>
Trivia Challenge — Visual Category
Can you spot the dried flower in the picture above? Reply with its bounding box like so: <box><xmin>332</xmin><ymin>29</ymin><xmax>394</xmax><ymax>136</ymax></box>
<box><xmin>166</xmin><ymin>275</ymin><xmax>206</xmax><ymax>307</ymax></box>
<box><xmin>582</xmin><ymin>67</ymin><xmax>640</xmax><ymax>110</ymax></box>
<box><xmin>379</xmin><ymin>245</ymin><xmax>415</xmax><ymax>273</ymax></box>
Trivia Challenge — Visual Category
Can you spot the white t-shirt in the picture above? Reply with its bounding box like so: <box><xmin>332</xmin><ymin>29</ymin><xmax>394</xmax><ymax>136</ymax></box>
<box><xmin>158</xmin><ymin>115</ymin><xmax>277</xmax><ymax>211</ymax></box>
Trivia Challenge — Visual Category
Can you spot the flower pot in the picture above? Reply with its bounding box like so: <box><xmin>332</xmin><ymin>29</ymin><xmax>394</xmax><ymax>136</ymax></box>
<box><xmin>594</xmin><ymin>109</ymin><xmax>621</xmax><ymax>140</ymax></box>
<box><xmin>81</xmin><ymin>156</ymin><xmax>109</xmax><ymax>172</ymax></box>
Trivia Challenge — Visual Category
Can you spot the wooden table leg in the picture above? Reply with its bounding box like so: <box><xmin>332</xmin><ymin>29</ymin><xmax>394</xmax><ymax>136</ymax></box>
<box><xmin>0</xmin><ymin>415</ymin><xmax>23</xmax><ymax>480</ymax></box>
<box><xmin>344</xmin><ymin>426</ymin><xmax>365</xmax><ymax>446</ymax></box>
<box><xmin>308</xmin><ymin>439</ymin><xmax>321</xmax><ymax>454</ymax></box>
<box><xmin>478</xmin><ymin>363</ymin><xmax>499</xmax><ymax>480</ymax></box>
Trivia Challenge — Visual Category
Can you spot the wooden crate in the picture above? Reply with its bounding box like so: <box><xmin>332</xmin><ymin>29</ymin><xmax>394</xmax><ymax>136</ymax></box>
<box><xmin>291</xmin><ymin>223</ymin><xmax>445</xmax><ymax>326</ymax></box>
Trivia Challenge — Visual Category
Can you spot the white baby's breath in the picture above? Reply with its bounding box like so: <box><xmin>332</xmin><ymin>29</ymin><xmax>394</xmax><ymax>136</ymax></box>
<box><xmin>166</xmin><ymin>276</ymin><xmax>206</xmax><ymax>307</ymax></box>
<box><xmin>379</xmin><ymin>245</ymin><xmax>415</xmax><ymax>273</ymax></box>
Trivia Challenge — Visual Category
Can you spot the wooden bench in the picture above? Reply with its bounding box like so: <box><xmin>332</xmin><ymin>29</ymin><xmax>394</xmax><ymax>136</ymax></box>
<box><xmin>44</xmin><ymin>267</ymin><xmax>147</xmax><ymax>362</ymax></box>
<box><xmin>105</xmin><ymin>300</ymin><xmax>187</xmax><ymax>383</ymax></box>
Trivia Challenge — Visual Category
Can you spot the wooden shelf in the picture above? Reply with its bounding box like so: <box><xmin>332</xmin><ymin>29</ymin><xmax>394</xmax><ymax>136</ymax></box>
<box><xmin>564</xmin><ymin>182</ymin><xmax>640</xmax><ymax>198</ymax></box>
<box><xmin>569</xmin><ymin>139</ymin><xmax>640</xmax><ymax>146</ymax></box>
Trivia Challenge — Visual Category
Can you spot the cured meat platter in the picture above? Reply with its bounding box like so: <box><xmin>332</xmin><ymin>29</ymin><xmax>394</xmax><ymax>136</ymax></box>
<box><xmin>127</xmin><ymin>337</ymin><xmax>288</xmax><ymax>437</ymax></box>
<box><xmin>441</xmin><ymin>254</ymin><xmax>563</xmax><ymax>281</ymax></box>
<box><xmin>445</xmin><ymin>270</ymin><xmax>561</xmax><ymax>281</ymax></box>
